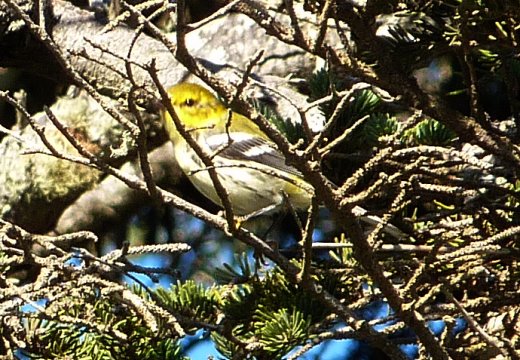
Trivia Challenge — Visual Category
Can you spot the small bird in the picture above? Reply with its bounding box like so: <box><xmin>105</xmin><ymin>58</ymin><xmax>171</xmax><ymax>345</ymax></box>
<box><xmin>163</xmin><ymin>83</ymin><xmax>408</xmax><ymax>240</ymax></box>
<box><xmin>163</xmin><ymin>82</ymin><xmax>314</xmax><ymax>219</ymax></box>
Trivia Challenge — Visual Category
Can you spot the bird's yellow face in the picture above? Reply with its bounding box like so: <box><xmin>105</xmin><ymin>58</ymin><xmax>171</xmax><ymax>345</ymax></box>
<box><xmin>163</xmin><ymin>82</ymin><xmax>268</xmax><ymax>144</ymax></box>
<box><xmin>165</xmin><ymin>83</ymin><xmax>226</xmax><ymax>130</ymax></box>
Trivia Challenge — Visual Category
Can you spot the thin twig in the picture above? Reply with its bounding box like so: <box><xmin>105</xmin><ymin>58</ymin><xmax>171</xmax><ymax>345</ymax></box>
<box><xmin>232</xmin><ymin>49</ymin><xmax>265</xmax><ymax>106</ymax></box>
<box><xmin>284</xmin><ymin>0</ymin><xmax>307</xmax><ymax>46</ymax></box>
<box><xmin>0</xmin><ymin>91</ymin><xmax>61</xmax><ymax>157</ymax></box>
<box><xmin>184</xmin><ymin>0</ymin><xmax>242</xmax><ymax>32</ymax></box>
<box><xmin>299</xmin><ymin>197</ymin><xmax>317</xmax><ymax>282</ymax></box>
<box><xmin>313</xmin><ymin>0</ymin><xmax>333</xmax><ymax>52</ymax></box>
<box><xmin>442</xmin><ymin>287</ymin><xmax>510</xmax><ymax>358</ymax></box>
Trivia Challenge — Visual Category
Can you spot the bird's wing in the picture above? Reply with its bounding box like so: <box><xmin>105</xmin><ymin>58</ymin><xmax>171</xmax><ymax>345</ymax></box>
<box><xmin>205</xmin><ymin>133</ymin><xmax>302</xmax><ymax>177</ymax></box>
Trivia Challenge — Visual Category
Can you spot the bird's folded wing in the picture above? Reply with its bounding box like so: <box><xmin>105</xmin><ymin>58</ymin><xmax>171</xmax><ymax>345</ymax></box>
<box><xmin>206</xmin><ymin>133</ymin><xmax>302</xmax><ymax>177</ymax></box>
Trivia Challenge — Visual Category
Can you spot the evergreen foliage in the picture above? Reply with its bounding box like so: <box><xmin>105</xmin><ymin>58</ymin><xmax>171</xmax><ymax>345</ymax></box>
<box><xmin>24</xmin><ymin>288</ymin><xmax>187</xmax><ymax>360</ymax></box>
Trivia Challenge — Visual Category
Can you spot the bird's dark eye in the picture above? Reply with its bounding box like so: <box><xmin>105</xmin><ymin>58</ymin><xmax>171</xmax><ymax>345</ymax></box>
<box><xmin>184</xmin><ymin>98</ymin><xmax>195</xmax><ymax>107</ymax></box>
